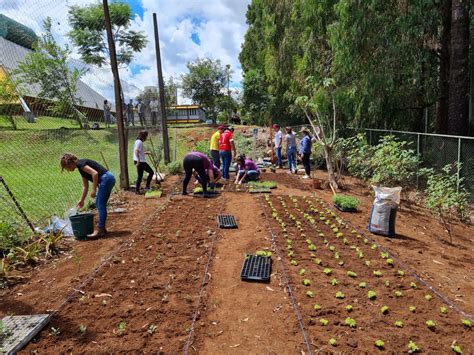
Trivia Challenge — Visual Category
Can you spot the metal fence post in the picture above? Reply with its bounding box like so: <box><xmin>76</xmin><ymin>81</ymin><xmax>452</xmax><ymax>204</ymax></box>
<box><xmin>416</xmin><ymin>133</ymin><xmax>420</xmax><ymax>189</ymax></box>
<box><xmin>457</xmin><ymin>138</ymin><xmax>461</xmax><ymax>192</ymax></box>
<box><xmin>369</xmin><ymin>129</ymin><xmax>372</xmax><ymax>145</ymax></box>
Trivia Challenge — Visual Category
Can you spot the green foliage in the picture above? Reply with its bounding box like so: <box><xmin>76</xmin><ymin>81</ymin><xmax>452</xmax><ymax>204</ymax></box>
<box><xmin>426</xmin><ymin>320</ymin><xmax>436</xmax><ymax>329</ymax></box>
<box><xmin>367</xmin><ymin>290</ymin><xmax>376</xmax><ymax>300</ymax></box>
<box><xmin>68</xmin><ymin>3</ymin><xmax>147</xmax><ymax>67</ymax></box>
<box><xmin>344</xmin><ymin>317</ymin><xmax>356</xmax><ymax>328</ymax></box>
<box><xmin>333</xmin><ymin>195</ymin><xmax>359</xmax><ymax>210</ymax></box>
<box><xmin>14</xmin><ymin>18</ymin><xmax>85</xmax><ymax>127</ymax></box>
<box><xmin>194</xmin><ymin>139</ymin><xmax>211</xmax><ymax>155</ymax></box>
<box><xmin>408</xmin><ymin>340</ymin><xmax>420</xmax><ymax>353</ymax></box>
<box><xmin>181</xmin><ymin>58</ymin><xmax>229</xmax><ymax>122</ymax></box>
<box><xmin>421</xmin><ymin>163</ymin><xmax>469</xmax><ymax>243</ymax></box>
<box><xmin>329</xmin><ymin>338</ymin><xmax>337</xmax><ymax>346</ymax></box>
<box><xmin>374</xmin><ymin>340</ymin><xmax>385</xmax><ymax>349</ymax></box>
<box><xmin>166</xmin><ymin>161</ymin><xmax>183</xmax><ymax>175</ymax></box>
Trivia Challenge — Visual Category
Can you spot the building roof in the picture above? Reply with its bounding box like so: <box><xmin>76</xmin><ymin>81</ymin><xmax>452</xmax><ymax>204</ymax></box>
<box><xmin>0</xmin><ymin>36</ymin><xmax>107</xmax><ymax>110</ymax></box>
<box><xmin>169</xmin><ymin>105</ymin><xmax>202</xmax><ymax>110</ymax></box>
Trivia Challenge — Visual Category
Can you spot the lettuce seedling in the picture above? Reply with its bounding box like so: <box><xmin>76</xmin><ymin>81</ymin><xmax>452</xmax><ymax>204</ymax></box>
<box><xmin>358</xmin><ymin>282</ymin><xmax>367</xmax><ymax>288</ymax></box>
<box><xmin>395</xmin><ymin>320</ymin><xmax>404</xmax><ymax>328</ymax></box>
<box><xmin>409</xmin><ymin>306</ymin><xmax>416</xmax><ymax>313</ymax></box>
<box><xmin>426</xmin><ymin>320</ymin><xmax>436</xmax><ymax>329</ymax></box>
<box><xmin>299</xmin><ymin>268</ymin><xmax>306</xmax><ymax>276</ymax></box>
<box><xmin>368</xmin><ymin>291</ymin><xmax>377</xmax><ymax>300</ymax></box>
<box><xmin>314</xmin><ymin>258</ymin><xmax>322</xmax><ymax>265</ymax></box>
<box><xmin>451</xmin><ymin>343</ymin><xmax>462</xmax><ymax>354</ymax></box>
<box><xmin>381</xmin><ymin>252</ymin><xmax>389</xmax><ymax>259</ymax></box>
<box><xmin>320</xmin><ymin>318</ymin><xmax>329</xmax><ymax>326</ymax></box>
<box><xmin>334</xmin><ymin>252</ymin><xmax>340</xmax><ymax>260</ymax></box>
<box><xmin>329</xmin><ymin>338</ymin><xmax>337</xmax><ymax>346</ymax></box>
<box><xmin>384</xmin><ymin>280</ymin><xmax>390</xmax><ymax>287</ymax></box>
<box><xmin>440</xmin><ymin>307</ymin><xmax>448</xmax><ymax>314</ymax></box>
<box><xmin>461</xmin><ymin>319</ymin><xmax>471</xmax><ymax>328</ymax></box>
<box><xmin>288</xmin><ymin>251</ymin><xmax>294</xmax><ymax>257</ymax></box>
<box><xmin>410</xmin><ymin>282</ymin><xmax>417</xmax><ymax>289</ymax></box>
<box><xmin>374</xmin><ymin>340</ymin><xmax>385</xmax><ymax>349</ymax></box>
<box><xmin>345</xmin><ymin>317</ymin><xmax>356</xmax><ymax>328</ymax></box>
<box><xmin>331</xmin><ymin>278</ymin><xmax>338</xmax><ymax>286</ymax></box>
<box><xmin>365</xmin><ymin>260</ymin><xmax>371</xmax><ymax>267</ymax></box>
<box><xmin>343</xmin><ymin>238</ymin><xmax>349</xmax><ymax>245</ymax></box>
<box><xmin>394</xmin><ymin>290</ymin><xmax>403</xmax><ymax>298</ymax></box>
<box><xmin>386</xmin><ymin>258</ymin><xmax>394</xmax><ymax>266</ymax></box>
<box><xmin>380</xmin><ymin>306</ymin><xmax>390</xmax><ymax>314</ymax></box>
<box><xmin>336</xmin><ymin>291</ymin><xmax>345</xmax><ymax>299</ymax></box>
<box><xmin>371</xmin><ymin>243</ymin><xmax>378</xmax><ymax>250</ymax></box>
<box><xmin>358</xmin><ymin>252</ymin><xmax>364</xmax><ymax>259</ymax></box>
<box><xmin>323</xmin><ymin>268</ymin><xmax>332</xmax><ymax>275</ymax></box>
<box><xmin>308</xmin><ymin>244</ymin><xmax>317</xmax><ymax>251</ymax></box>
<box><xmin>338</xmin><ymin>261</ymin><xmax>345</xmax><ymax>266</ymax></box>
<box><xmin>306</xmin><ymin>291</ymin><xmax>315</xmax><ymax>298</ymax></box>
<box><xmin>290</xmin><ymin>260</ymin><xmax>298</xmax><ymax>266</ymax></box>
<box><xmin>373</xmin><ymin>270</ymin><xmax>382</xmax><ymax>277</ymax></box>
<box><xmin>329</xmin><ymin>245</ymin><xmax>336</xmax><ymax>252</ymax></box>
<box><xmin>336</xmin><ymin>232</ymin><xmax>343</xmax><ymax>238</ymax></box>
<box><xmin>364</xmin><ymin>238</ymin><xmax>369</xmax><ymax>244</ymax></box>
<box><xmin>425</xmin><ymin>294</ymin><xmax>433</xmax><ymax>301</ymax></box>
<box><xmin>397</xmin><ymin>270</ymin><xmax>405</xmax><ymax>277</ymax></box>
<box><xmin>346</xmin><ymin>305</ymin><xmax>353</xmax><ymax>312</ymax></box>
<box><xmin>303</xmin><ymin>279</ymin><xmax>311</xmax><ymax>286</ymax></box>
<box><xmin>347</xmin><ymin>271</ymin><xmax>357</xmax><ymax>278</ymax></box>
<box><xmin>408</xmin><ymin>340</ymin><xmax>420</xmax><ymax>353</ymax></box>
<box><xmin>313</xmin><ymin>304</ymin><xmax>321</xmax><ymax>311</ymax></box>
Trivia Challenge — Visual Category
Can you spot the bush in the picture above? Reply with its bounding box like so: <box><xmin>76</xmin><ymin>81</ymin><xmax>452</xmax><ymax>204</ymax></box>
<box><xmin>194</xmin><ymin>139</ymin><xmax>210</xmax><ymax>155</ymax></box>
<box><xmin>332</xmin><ymin>194</ymin><xmax>359</xmax><ymax>209</ymax></box>
<box><xmin>369</xmin><ymin>136</ymin><xmax>419</xmax><ymax>187</ymax></box>
<box><xmin>167</xmin><ymin>161</ymin><xmax>183</xmax><ymax>175</ymax></box>
<box><xmin>341</xmin><ymin>134</ymin><xmax>374</xmax><ymax>182</ymax></box>
<box><xmin>421</xmin><ymin>163</ymin><xmax>469</xmax><ymax>243</ymax></box>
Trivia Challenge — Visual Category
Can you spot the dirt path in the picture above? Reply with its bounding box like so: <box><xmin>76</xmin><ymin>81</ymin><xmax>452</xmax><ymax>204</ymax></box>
<box><xmin>193</xmin><ymin>192</ymin><xmax>304</xmax><ymax>353</ymax></box>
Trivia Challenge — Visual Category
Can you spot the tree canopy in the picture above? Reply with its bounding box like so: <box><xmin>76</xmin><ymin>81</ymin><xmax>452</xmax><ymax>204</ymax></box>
<box><xmin>68</xmin><ymin>2</ymin><xmax>147</xmax><ymax>67</ymax></box>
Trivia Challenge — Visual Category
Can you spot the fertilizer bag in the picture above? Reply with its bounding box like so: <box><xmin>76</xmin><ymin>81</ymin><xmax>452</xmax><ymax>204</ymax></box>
<box><xmin>368</xmin><ymin>186</ymin><xmax>401</xmax><ymax>237</ymax></box>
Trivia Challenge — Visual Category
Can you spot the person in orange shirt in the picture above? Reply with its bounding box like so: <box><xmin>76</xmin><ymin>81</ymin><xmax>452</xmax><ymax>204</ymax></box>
<box><xmin>209</xmin><ymin>125</ymin><xmax>224</xmax><ymax>168</ymax></box>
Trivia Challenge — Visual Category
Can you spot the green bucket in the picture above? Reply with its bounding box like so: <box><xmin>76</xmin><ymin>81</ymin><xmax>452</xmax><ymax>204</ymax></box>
<box><xmin>69</xmin><ymin>213</ymin><xmax>94</xmax><ymax>240</ymax></box>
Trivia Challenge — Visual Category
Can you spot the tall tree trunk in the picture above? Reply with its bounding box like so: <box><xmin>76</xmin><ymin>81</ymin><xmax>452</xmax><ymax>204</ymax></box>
<box><xmin>437</xmin><ymin>0</ymin><xmax>451</xmax><ymax>134</ymax></box>
<box><xmin>323</xmin><ymin>144</ymin><xmax>339</xmax><ymax>190</ymax></box>
<box><xmin>448</xmin><ymin>0</ymin><xmax>469</xmax><ymax>135</ymax></box>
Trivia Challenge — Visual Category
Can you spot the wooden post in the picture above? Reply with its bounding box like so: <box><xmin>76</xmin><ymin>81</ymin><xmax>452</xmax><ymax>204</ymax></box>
<box><xmin>103</xmin><ymin>0</ymin><xmax>129</xmax><ymax>189</ymax></box>
<box><xmin>153</xmin><ymin>13</ymin><xmax>170</xmax><ymax>164</ymax></box>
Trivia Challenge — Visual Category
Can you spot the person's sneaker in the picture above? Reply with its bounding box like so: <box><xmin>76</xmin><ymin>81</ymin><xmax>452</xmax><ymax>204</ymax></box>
<box><xmin>287</xmin><ymin>170</ymin><xmax>292</xmax><ymax>174</ymax></box>
<box><xmin>302</xmin><ymin>175</ymin><xmax>311</xmax><ymax>179</ymax></box>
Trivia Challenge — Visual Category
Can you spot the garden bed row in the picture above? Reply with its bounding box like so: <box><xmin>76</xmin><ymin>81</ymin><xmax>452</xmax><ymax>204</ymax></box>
<box><xmin>264</xmin><ymin>194</ymin><xmax>472</xmax><ymax>353</ymax></box>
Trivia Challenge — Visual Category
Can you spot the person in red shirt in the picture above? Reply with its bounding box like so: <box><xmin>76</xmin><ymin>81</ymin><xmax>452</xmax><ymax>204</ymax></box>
<box><xmin>218</xmin><ymin>126</ymin><xmax>236</xmax><ymax>180</ymax></box>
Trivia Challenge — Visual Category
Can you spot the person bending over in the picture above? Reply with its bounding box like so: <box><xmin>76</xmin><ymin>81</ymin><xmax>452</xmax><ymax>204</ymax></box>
<box><xmin>134</xmin><ymin>130</ymin><xmax>154</xmax><ymax>194</ymax></box>
<box><xmin>182</xmin><ymin>152</ymin><xmax>216</xmax><ymax>196</ymax></box>
<box><xmin>60</xmin><ymin>153</ymin><xmax>116</xmax><ymax>238</ymax></box>
<box><xmin>234</xmin><ymin>154</ymin><xmax>260</xmax><ymax>184</ymax></box>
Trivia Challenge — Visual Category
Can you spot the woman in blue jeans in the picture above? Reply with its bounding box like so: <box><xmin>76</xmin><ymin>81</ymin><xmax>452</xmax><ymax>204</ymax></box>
<box><xmin>285</xmin><ymin>127</ymin><xmax>297</xmax><ymax>173</ymax></box>
<box><xmin>234</xmin><ymin>154</ymin><xmax>260</xmax><ymax>184</ymax></box>
<box><xmin>60</xmin><ymin>153</ymin><xmax>116</xmax><ymax>238</ymax></box>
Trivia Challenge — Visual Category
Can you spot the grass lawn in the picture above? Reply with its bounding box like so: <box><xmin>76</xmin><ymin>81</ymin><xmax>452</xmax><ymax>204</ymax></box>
<box><xmin>0</xmin><ymin>115</ymin><xmax>118</xmax><ymax>130</ymax></box>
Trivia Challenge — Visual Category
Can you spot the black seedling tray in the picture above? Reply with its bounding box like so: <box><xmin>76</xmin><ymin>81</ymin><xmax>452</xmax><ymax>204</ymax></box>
<box><xmin>240</xmin><ymin>254</ymin><xmax>272</xmax><ymax>282</ymax></box>
<box><xmin>217</xmin><ymin>215</ymin><xmax>238</xmax><ymax>228</ymax></box>
<box><xmin>334</xmin><ymin>204</ymin><xmax>357</xmax><ymax>213</ymax></box>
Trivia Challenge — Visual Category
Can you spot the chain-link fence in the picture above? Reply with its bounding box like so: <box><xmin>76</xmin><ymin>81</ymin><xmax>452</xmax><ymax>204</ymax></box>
<box><xmin>361</xmin><ymin>129</ymin><xmax>474</xmax><ymax>198</ymax></box>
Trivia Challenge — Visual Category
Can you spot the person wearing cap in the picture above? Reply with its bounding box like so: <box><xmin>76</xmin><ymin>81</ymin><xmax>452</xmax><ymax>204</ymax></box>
<box><xmin>234</xmin><ymin>154</ymin><xmax>260</xmax><ymax>184</ymax></box>
<box><xmin>219</xmin><ymin>126</ymin><xmax>236</xmax><ymax>180</ymax></box>
<box><xmin>299</xmin><ymin>127</ymin><xmax>312</xmax><ymax>179</ymax></box>
<box><xmin>210</xmin><ymin>125</ymin><xmax>223</xmax><ymax>168</ymax></box>
<box><xmin>273</xmin><ymin>124</ymin><xmax>283</xmax><ymax>168</ymax></box>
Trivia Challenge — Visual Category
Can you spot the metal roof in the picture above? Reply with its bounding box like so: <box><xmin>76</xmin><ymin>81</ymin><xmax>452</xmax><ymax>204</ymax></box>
<box><xmin>0</xmin><ymin>36</ymin><xmax>107</xmax><ymax>110</ymax></box>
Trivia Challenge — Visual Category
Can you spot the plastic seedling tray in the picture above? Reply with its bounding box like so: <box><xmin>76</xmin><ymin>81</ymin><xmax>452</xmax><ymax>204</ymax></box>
<box><xmin>145</xmin><ymin>190</ymin><xmax>162</xmax><ymax>198</ymax></box>
<box><xmin>240</xmin><ymin>254</ymin><xmax>272</xmax><ymax>282</ymax></box>
<box><xmin>0</xmin><ymin>314</ymin><xmax>50</xmax><ymax>354</ymax></box>
<box><xmin>334</xmin><ymin>204</ymin><xmax>357</xmax><ymax>213</ymax></box>
<box><xmin>217</xmin><ymin>215</ymin><xmax>238</xmax><ymax>228</ymax></box>
<box><xmin>249</xmin><ymin>187</ymin><xmax>271</xmax><ymax>194</ymax></box>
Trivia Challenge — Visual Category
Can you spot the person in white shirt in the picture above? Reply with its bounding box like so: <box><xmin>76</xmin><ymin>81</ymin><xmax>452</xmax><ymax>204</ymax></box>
<box><xmin>136</xmin><ymin>99</ymin><xmax>146</xmax><ymax>126</ymax></box>
<box><xmin>273</xmin><ymin>124</ymin><xmax>283</xmax><ymax>168</ymax></box>
<box><xmin>133</xmin><ymin>130</ymin><xmax>154</xmax><ymax>194</ymax></box>
<box><xmin>149</xmin><ymin>99</ymin><xmax>159</xmax><ymax>126</ymax></box>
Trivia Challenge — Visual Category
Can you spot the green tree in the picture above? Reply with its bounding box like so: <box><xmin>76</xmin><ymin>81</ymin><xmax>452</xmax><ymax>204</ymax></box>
<box><xmin>181</xmin><ymin>58</ymin><xmax>228</xmax><ymax>122</ymax></box>
<box><xmin>68</xmin><ymin>2</ymin><xmax>147</xmax><ymax>67</ymax></box>
<box><xmin>15</xmin><ymin>17</ymin><xmax>85</xmax><ymax>127</ymax></box>
<box><xmin>0</xmin><ymin>73</ymin><xmax>19</xmax><ymax>129</ymax></box>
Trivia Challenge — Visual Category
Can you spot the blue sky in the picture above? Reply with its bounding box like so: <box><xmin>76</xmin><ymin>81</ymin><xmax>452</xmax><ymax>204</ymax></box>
<box><xmin>0</xmin><ymin>0</ymin><xmax>251</xmax><ymax>102</ymax></box>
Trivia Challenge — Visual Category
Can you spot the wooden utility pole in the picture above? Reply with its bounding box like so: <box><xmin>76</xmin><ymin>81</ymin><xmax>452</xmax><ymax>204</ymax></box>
<box><xmin>103</xmin><ymin>0</ymin><xmax>129</xmax><ymax>189</ymax></box>
<box><xmin>153</xmin><ymin>13</ymin><xmax>170</xmax><ymax>164</ymax></box>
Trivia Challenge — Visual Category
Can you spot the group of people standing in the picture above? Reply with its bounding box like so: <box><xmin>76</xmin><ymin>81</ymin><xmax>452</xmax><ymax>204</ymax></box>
<box><xmin>103</xmin><ymin>99</ymin><xmax>160</xmax><ymax>128</ymax></box>
<box><xmin>273</xmin><ymin>124</ymin><xmax>312</xmax><ymax>179</ymax></box>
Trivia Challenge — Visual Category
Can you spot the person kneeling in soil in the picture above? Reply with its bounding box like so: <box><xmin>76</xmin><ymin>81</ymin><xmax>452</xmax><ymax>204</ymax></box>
<box><xmin>182</xmin><ymin>152</ymin><xmax>217</xmax><ymax>197</ymax></box>
<box><xmin>234</xmin><ymin>154</ymin><xmax>260</xmax><ymax>184</ymax></box>
<box><xmin>60</xmin><ymin>153</ymin><xmax>116</xmax><ymax>238</ymax></box>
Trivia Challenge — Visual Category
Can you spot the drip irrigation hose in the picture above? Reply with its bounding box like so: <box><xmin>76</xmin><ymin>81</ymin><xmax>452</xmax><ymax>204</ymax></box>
<box><xmin>258</xmin><ymin>196</ymin><xmax>313</xmax><ymax>355</ymax></box>
<box><xmin>51</xmin><ymin>179</ymin><xmax>180</xmax><ymax>318</ymax></box>
<box><xmin>309</xmin><ymin>194</ymin><xmax>474</xmax><ymax>323</ymax></box>
<box><xmin>183</xmin><ymin>196</ymin><xmax>225</xmax><ymax>354</ymax></box>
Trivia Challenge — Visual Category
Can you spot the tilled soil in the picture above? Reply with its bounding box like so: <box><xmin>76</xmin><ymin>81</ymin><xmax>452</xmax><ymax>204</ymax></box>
<box><xmin>21</xmin><ymin>196</ymin><xmax>222</xmax><ymax>353</ymax></box>
<box><xmin>264</xmin><ymin>194</ymin><xmax>473</xmax><ymax>353</ymax></box>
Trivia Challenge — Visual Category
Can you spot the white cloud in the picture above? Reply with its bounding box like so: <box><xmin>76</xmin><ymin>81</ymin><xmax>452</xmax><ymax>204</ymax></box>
<box><xmin>0</xmin><ymin>0</ymin><xmax>251</xmax><ymax>105</ymax></box>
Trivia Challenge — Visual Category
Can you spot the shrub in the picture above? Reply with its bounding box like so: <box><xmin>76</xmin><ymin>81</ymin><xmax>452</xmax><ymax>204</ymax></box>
<box><xmin>342</xmin><ymin>134</ymin><xmax>374</xmax><ymax>181</ymax></box>
<box><xmin>167</xmin><ymin>161</ymin><xmax>183</xmax><ymax>175</ymax></box>
<box><xmin>194</xmin><ymin>139</ymin><xmax>210</xmax><ymax>155</ymax></box>
<box><xmin>421</xmin><ymin>163</ymin><xmax>469</xmax><ymax>244</ymax></box>
<box><xmin>332</xmin><ymin>195</ymin><xmax>359</xmax><ymax>209</ymax></box>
